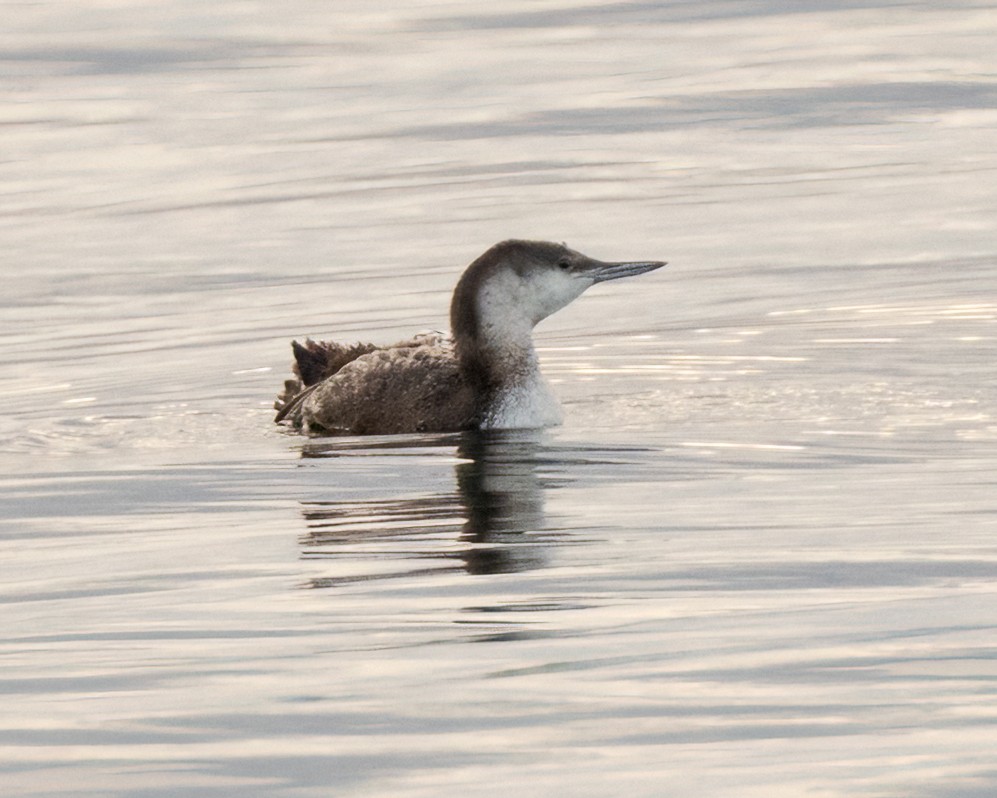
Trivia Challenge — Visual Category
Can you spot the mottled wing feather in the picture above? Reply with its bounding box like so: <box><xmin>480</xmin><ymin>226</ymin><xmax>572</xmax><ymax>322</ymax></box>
<box><xmin>274</xmin><ymin>332</ymin><xmax>451</xmax><ymax>426</ymax></box>
<box><xmin>300</xmin><ymin>342</ymin><xmax>476</xmax><ymax>435</ymax></box>
<box><xmin>292</xmin><ymin>339</ymin><xmax>381</xmax><ymax>386</ymax></box>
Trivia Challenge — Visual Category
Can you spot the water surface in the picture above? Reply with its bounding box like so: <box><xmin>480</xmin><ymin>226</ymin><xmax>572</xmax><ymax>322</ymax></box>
<box><xmin>2</xmin><ymin>2</ymin><xmax>996</xmax><ymax>796</ymax></box>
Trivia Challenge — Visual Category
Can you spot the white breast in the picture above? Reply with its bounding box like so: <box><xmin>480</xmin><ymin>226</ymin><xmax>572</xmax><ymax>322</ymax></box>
<box><xmin>479</xmin><ymin>373</ymin><xmax>564</xmax><ymax>429</ymax></box>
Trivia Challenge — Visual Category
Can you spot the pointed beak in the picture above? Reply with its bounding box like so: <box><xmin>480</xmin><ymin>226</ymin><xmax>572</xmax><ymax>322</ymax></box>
<box><xmin>587</xmin><ymin>259</ymin><xmax>667</xmax><ymax>283</ymax></box>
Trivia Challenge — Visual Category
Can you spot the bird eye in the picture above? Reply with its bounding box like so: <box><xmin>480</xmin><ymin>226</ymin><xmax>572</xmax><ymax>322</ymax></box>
<box><xmin>557</xmin><ymin>259</ymin><xmax>572</xmax><ymax>271</ymax></box>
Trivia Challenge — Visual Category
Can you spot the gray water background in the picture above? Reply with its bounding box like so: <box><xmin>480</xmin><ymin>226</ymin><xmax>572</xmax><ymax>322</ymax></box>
<box><xmin>2</xmin><ymin>1</ymin><xmax>996</xmax><ymax>796</ymax></box>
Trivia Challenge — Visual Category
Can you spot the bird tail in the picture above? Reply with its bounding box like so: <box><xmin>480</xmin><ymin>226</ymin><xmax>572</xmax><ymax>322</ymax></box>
<box><xmin>273</xmin><ymin>338</ymin><xmax>379</xmax><ymax>425</ymax></box>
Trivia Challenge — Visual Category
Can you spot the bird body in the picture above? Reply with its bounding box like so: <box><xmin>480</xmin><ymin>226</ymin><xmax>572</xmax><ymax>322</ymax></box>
<box><xmin>275</xmin><ymin>240</ymin><xmax>664</xmax><ymax>435</ymax></box>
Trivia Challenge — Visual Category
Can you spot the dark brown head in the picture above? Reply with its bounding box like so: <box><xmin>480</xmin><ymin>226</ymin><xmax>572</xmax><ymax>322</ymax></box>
<box><xmin>449</xmin><ymin>239</ymin><xmax>665</xmax><ymax>391</ymax></box>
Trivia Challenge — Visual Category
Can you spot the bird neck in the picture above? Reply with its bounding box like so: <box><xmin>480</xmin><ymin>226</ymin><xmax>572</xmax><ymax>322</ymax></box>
<box><xmin>455</xmin><ymin>324</ymin><xmax>540</xmax><ymax>395</ymax></box>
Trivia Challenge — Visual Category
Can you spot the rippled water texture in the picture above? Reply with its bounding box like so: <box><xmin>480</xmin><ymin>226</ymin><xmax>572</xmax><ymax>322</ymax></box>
<box><xmin>2</xmin><ymin>2</ymin><xmax>996</xmax><ymax>796</ymax></box>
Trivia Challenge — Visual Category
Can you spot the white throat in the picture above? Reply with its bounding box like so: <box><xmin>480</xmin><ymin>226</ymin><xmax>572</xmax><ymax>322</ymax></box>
<box><xmin>471</xmin><ymin>272</ymin><xmax>566</xmax><ymax>429</ymax></box>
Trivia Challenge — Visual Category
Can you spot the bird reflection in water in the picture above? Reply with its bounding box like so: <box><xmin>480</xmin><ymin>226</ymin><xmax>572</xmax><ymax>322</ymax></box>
<box><xmin>298</xmin><ymin>429</ymin><xmax>566</xmax><ymax>587</ymax></box>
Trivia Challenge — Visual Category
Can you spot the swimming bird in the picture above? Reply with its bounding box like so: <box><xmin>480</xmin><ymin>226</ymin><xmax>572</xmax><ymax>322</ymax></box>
<box><xmin>275</xmin><ymin>239</ymin><xmax>665</xmax><ymax>435</ymax></box>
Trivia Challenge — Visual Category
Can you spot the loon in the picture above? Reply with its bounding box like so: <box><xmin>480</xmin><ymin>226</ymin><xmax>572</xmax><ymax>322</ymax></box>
<box><xmin>275</xmin><ymin>239</ymin><xmax>665</xmax><ymax>435</ymax></box>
